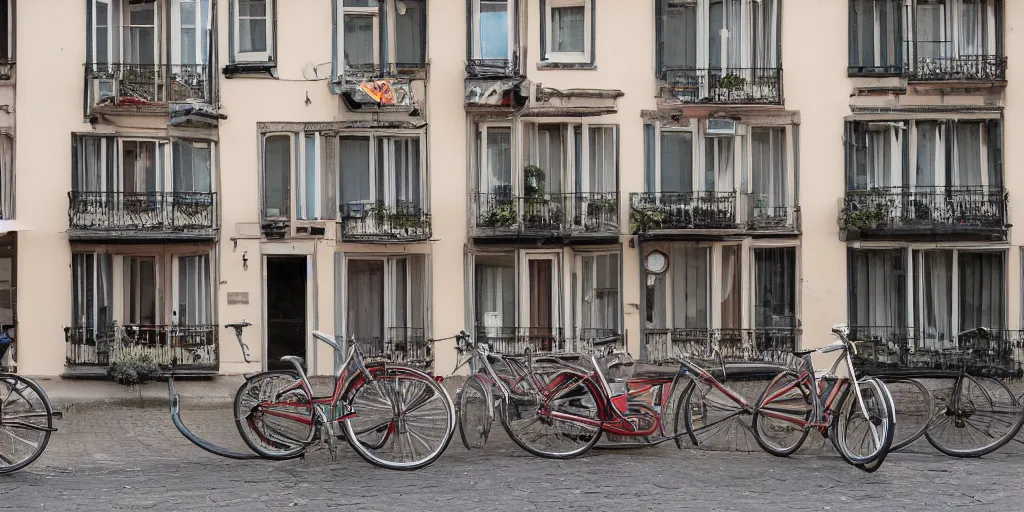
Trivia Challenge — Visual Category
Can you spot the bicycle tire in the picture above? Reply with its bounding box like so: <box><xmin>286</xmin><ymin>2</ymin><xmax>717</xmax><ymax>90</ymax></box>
<box><xmin>883</xmin><ymin>378</ymin><xmax>932</xmax><ymax>452</ymax></box>
<box><xmin>680</xmin><ymin>378</ymin><xmax>750</xmax><ymax>447</ymax></box>
<box><xmin>831</xmin><ymin>377</ymin><xmax>896</xmax><ymax>470</ymax></box>
<box><xmin>925</xmin><ymin>375</ymin><xmax>1024</xmax><ymax>458</ymax></box>
<box><xmin>233</xmin><ymin>370</ymin><xmax>312</xmax><ymax>460</ymax></box>
<box><xmin>0</xmin><ymin>374</ymin><xmax>54</xmax><ymax>474</ymax></box>
<box><xmin>670</xmin><ymin>380</ymin><xmax>695</xmax><ymax>449</ymax></box>
<box><xmin>751</xmin><ymin>370</ymin><xmax>812</xmax><ymax>457</ymax></box>
<box><xmin>343</xmin><ymin>365</ymin><xmax>455</xmax><ymax>470</ymax></box>
<box><xmin>500</xmin><ymin>369</ymin><xmax>603</xmax><ymax>459</ymax></box>
<box><xmin>458</xmin><ymin>373</ymin><xmax>494</xmax><ymax>450</ymax></box>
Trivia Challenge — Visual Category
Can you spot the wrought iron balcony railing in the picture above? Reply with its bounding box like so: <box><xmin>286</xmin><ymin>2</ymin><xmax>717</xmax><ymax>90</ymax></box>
<box><xmin>85</xmin><ymin>63</ymin><xmax>212</xmax><ymax>111</ymax></box>
<box><xmin>64</xmin><ymin>323</ymin><xmax>218</xmax><ymax>372</ymax></box>
<box><xmin>339</xmin><ymin>202</ymin><xmax>431</xmax><ymax>242</ymax></box>
<box><xmin>466</xmin><ymin>56</ymin><xmax>521</xmax><ymax>78</ymax></box>
<box><xmin>906</xmin><ymin>54</ymin><xmax>1008</xmax><ymax>82</ymax></box>
<box><xmin>659</xmin><ymin>67</ymin><xmax>782</xmax><ymax>105</ymax></box>
<box><xmin>472</xmin><ymin>192</ymin><xmax>619</xmax><ymax>238</ymax></box>
<box><xmin>744</xmin><ymin>194</ymin><xmax>800</xmax><ymax>232</ymax></box>
<box><xmin>849</xmin><ymin>325</ymin><xmax>1022</xmax><ymax>378</ymax></box>
<box><xmin>349</xmin><ymin>327</ymin><xmax>432</xmax><ymax>370</ymax></box>
<box><xmin>642</xmin><ymin>327</ymin><xmax>800</xmax><ymax>365</ymax></box>
<box><xmin>68</xmin><ymin>191</ymin><xmax>217</xmax><ymax>238</ymax></box>
<box><xmin>630</xmin><ymin>192</ymin><xmax>738</xmax><ymax>232</ymax></box>
<box><xmin>840</xmin><ymin>186</ymin><xmax>1007</xmax><ymax>238</ymax></box>
<box><xmin>474</xmin><ymin>326</ymin><xmax>565</xmax><ymax>355</ymax></box>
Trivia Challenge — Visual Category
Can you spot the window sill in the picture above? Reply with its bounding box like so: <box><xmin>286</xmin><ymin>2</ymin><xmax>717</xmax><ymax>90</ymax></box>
<box><xmin>223</xmin><ymin>62</ymin><xmax>278</xmax><ymax>79</ymax></box>
<box><xmin>537</xmin><ymin>61</ymin><xmax>596</xmax><ymax>71</ymax></box>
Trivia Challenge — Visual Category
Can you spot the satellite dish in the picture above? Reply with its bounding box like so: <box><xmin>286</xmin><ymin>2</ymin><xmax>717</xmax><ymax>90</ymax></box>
<box><xmin>301</xmin><ymin>62</ymin><xmax>319</xmax><ymax>81</ymax></box>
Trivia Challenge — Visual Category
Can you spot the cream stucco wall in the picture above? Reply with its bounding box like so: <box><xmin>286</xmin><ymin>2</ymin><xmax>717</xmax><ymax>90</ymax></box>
<box><xmin>10</xmin><ymin>0</ymin><xmax>1022</xmax><ymax>377</ymax></box>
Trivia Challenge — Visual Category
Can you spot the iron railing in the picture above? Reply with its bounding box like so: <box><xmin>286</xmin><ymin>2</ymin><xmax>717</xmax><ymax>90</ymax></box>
<box><xmin>350</xmin><ymin>327</ymin><xmax>432</xmax><ymax>370</ymax></box>
<box><xmin>474</xmin><ymin>326</ymin><xmax>565</xmax><ymax>355</ymax></box>
<box><xmin>850</xmin><ymin>325</ymin><xmax>1022</xmax><ymax>377</ymax></box>
<box><xmin>472</xmin><ymin>192</ymin><xmax>619</xmax><ymax>238</ymax></box>
<box><xmin>563</xmin><ymin>328</ymin><xmax>623</xmax><ymax>354</ymax></box>
<box><xmin>840</xmin><ymin>186</ymin><xmax>1007</xmax><ymax>237</ymax></box>
<box><xmin>64</xmin><ymin>323</ymin><xmax>218</xmax><ymax>371</ymax></box>
<box><xmin>630</xmin><ymin>192</ymin><xmax>738</xmax><ymax>232</ymax></box>
<box><xmin>86</xmin><ymin>63</ymin><xmax>212</xmax><ymax>110</ymax></box>
<box><xmin>906</xmin><ymin>55</ymin><xmax>1007</xmax><ymax>81</ymax></box>
<box><xmin>659</xmin><ymin>67</ymin><xmax>782</xmax><ymax>104</ymax></box>
<box><xmin>642</xmin><ymin>328</ymin><xmax>800</xmax><ymax>366</ymax></box>
<box><xmin>339</xmin><ymin>202</ymin><xmax>431</xmax><ymax>242</ymax></box>
<box><xmin>466</xmin><ymin>57</ymin><xmax>521</xmax><ymax>78</ymax></box>
<box><xmin>744</xmin><ymin>194</ymin><xmax>800</xmax><ymax>232</ymax></box>
<box><xmin>68</xmin><ymin>191</ymin><xmax>217</xmax><ymax>237</ymax></box>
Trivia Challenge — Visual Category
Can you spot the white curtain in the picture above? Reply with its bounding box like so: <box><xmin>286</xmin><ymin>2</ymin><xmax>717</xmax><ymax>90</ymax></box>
<box><xmin>475</xmin><ymin>259</ymin><xmax>515</xmax><ymax>330</ymax></box>
<box><xmin>347</xmin><ymin>260</ymin><xmax>384</xmax><ymax>342</ymax></box>
<box><xmin>958</xmin><ymin>0</ymin><xmax>983</xmax><ymax>56</ymax></box>
<box><xmin>483</xmin><ymin>128</ymin><xmax>512</xmax><ymax>195</ymax></box>
<box><xmin>916</xmin><ymin>1</ymin><xmax>947</xmax><ymax>61</ymax></box>
<box><xmin>551</xmin><ymin>6</ymin><xmax>585</xmax><ymax>53</ymax></box>
<box><xmin>343</xmin><ymin>15</ymin><xmax>375</xmax><ymax>67</ymax></box>
<box><xmin>708</xmin><ymin>0</ymin><xmax>742</xmax><ymax>70</ymax></box>
<box><xmin>537</xmin><ymin>126</ymin><xmax>564</xmax><ymax>195</ymax></box>
<box><xmin>588</xmin><ymin>127</ymin><xmax>615</xmax><ymax>194</ymax></box>
<box><xmin>177</xmin><ymin>255</ymin><xmax>211</xmax><ymax>326</ymax></box>
<box><xmin>851</xmin><ymin>250</ymin><xmax>903</xmax><ymax>328</ymax></box>
<box><xmin>917</xmin><ymin>251</ymin><xmax>953</xmax><ymax>350</ymax></box>
<box><xmin>704</xmin><ymin>136</ymin><xmax>734</xmax><ymax>192</ymax></box>
<box><xmin>865</xmin><ymin>125</ymin><xmax>902</xmax><ymax>188</ymax></box>
<box><xmin>751</xmin><ymin>128</ymin><xmax>786</xmax><ymax>208</ymax></box>
<box><xmin>954</xmin><ymin>121</ymin><xmax>984</xmax><ymax>187</ymax></box>
<box><xmin>579</xmin><ymin>254</ymin><xmax>619</xmax><ymax>332</ymax></box>
<box><xmin>720</xmin><ymin>245</ymin><xmax>741</xmax><ymax>329</ymax></box>
<box><xmin>671</xmin><ymin>246</ymin><xmax>709</xmax><ymax>329</ymax></box>
<box><xmin>751</xmin><ymin>0</ymin><xmax>778</xmax><ymax>69</ymax></box>
<box><xmin>915</xmin><ymin>122</ymin><xmax>943</xmax><ymax>188</ymax></box>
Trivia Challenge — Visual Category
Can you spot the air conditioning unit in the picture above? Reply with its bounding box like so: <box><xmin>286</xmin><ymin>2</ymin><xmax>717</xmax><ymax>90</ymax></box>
<box><xmin>706</xmin><ymin>118</ymin><xmax>738</xmax><ymax>136</ymax></box>
<box><xmin>292</xmin><ymin>221</ymin><xmax>327</xmax><ymax>238</ymax></box>
<box><xmin>91</xmin><ymin>77</ymin><xmax>117</xmax><ymax>106</ymax></box>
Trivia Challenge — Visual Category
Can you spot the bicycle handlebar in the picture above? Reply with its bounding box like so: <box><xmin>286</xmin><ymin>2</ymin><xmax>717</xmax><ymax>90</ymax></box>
<box><xmin>312</xmin><ymin>331</ymin><xmax>343</xmax><ymax>353</ymax></box>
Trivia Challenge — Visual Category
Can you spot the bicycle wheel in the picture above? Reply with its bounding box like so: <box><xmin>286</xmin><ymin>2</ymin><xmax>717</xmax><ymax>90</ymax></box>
<box><xmin>884</xmin><ymin>378</ymin><xmax>932</xmax><ymax>452</ymax></box>
<box><xmin>233</xmin><ymin>371</ymin><xmax>313</xmax><ymax>460</ymax></box>
<box><xmin>751</xmin><ymin>370</ymin><xmax>812</xmax><ymax>457</ymax></box>
<box><xmin>458</xmin><ymin>373</ymin><xmax>493</xmax><ymax>450</ymax></box>
<box><xmin>501</xmin><ymin>369</ymin><xmax>603</xmax><ymax>459</ymax></box>
<box><xmin>0</xmin><ymin>374</ymin><xmax>53</xmax><ymax>474</ymax></box>
<box><xmin>925</xmin><ymin>375</ymin><xmax>1024</xmax><ymax>458</ymax></box>
<box><xmin>343</xmin><ymin>365</ymin><xmax>455</xmax><ymax>470</ymax></box>
<box><xmin>831</xmin><ymin>377</ymin><xmax>895</xmax><ymax>470</ymax></box>
<box><xmin>678</xmin><ymin>378</ymin><xmax>749</xmax><ymax>447</ymax></box>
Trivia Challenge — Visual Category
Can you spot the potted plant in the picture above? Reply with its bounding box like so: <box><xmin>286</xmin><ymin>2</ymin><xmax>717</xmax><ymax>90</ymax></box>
<box><xmin>524</xmin><ymin>165</ymin><xmax>545</xmax><ymax>200</ymax></box>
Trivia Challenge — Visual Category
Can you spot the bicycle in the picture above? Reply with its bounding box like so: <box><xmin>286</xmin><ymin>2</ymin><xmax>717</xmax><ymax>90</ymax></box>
<box><xmin>751</xmin><ymin>324</ymin><xmax>897</xmax><ymax>472</ymax></box>
<box><xmin>0</xmin><ymin>325</ymin><xmax>62</xmax><ymax>474</ymax></box>
<box><xmin>170</xmin><ymin>322</ymin><xmax>456</xmax><ymax>470</ymax></box>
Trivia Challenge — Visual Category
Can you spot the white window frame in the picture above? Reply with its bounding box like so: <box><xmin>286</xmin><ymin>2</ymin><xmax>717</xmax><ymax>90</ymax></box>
<box><xmin>338</xmin><ymin>1</ymin><xmax>382</xmax><ymax>70</ymax></box>
<box><xmin>573</xmin><ymin>251</ymin><xmax>621</xmax><ymax>337</ymax></box>
<box><xmin>171</xmin><ymin>0</ymin><xmax>207</xmax><ymax>66</ymax></box>
<box><xmin>233</xmin><ymin>0</ymin><xmax>274</xmax><ymax>62</ymax></box>
<box><xmin>91</xmin><ymin>0</ymin><xmax>115</xmax><ymax>65</ymax></box>
<box><xmin>654</xmin><ymin>121</ymin><xmax>748</xmax><ymax>194</ymax></box>
<box><xmin>342</xmin><ymin>255</ymin><xmax>426</xmax><ymax>344</ymax></box>
<box><xmin>519</xmin><ymin>251</ymin><xmax>562</xmax><ymax>333</ymax></box>
<box><xmin>122</xmin><ymin>0</ymin><xmax>161</xmax><ymax>65</ymax></box>
<box><xmin>543</xmin><ymin>0</ymin><xmax>591</xmax><ymax>63</ymax></box>
<box><xmin>472</xmin><ymin>0</ymin><xmax>515</xmax><ymax>61</ymax></box>
<box><xmin>338</xmin><ymin>132</ymin><xmax>424</xmax><ymax>209</ymax></box>
<box><xmin>297</xmin><ymin>132</ymin><xmax>322</xmax><ymax>220</ymax></box>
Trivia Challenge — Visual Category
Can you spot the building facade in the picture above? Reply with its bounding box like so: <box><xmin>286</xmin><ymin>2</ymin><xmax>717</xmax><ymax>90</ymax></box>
<box><xmin>7</xmin><ymin>0</ymin><xmax>1022</xmax><ymax>377</ymax></box>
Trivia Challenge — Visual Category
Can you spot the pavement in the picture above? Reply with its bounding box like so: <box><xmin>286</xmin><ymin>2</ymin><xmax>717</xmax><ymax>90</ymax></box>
<box><xmin>1</xmin><ymin>375</ymin><xmax>1023</xmax><ymax>511</ymax></box>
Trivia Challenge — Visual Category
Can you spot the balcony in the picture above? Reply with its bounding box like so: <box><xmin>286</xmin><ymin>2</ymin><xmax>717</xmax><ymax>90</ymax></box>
<box><xmin>68</xmin><ymin>191</ymin><xmax>217</xmax><ymax>241</ymax></box>
<box><xmin>474</xmin><ymin>327</ymin><xmax>565</xmax><ymax>355</ymax></box>
<box><xmin>339</xmin><ymin>202</ymin><xmax>431</xmax><ymax>243</ymax></box>
<box><xmin>630</xmin><ymin>192</ymin><xmax>738</xmax><ymax>234</ymax></box>
<box><xmin>471</xmin><ymin>192</ymin><xmax>619</xmax><ymax>241</ymax></box>
<box><xmin>849</xmin><ymin>325</ymin><xmax>1021</xmax><ymax>378</ymax></box>
<box><xmin>85</xmin><ymin>63</ymin><xmax>213</xmax><ymax>116</ymax></box>
<box><xmin>332</xmin><ymin>63</ymin><xmax>424</xmax><ymax>112</ymax></box>
<box><xmin>641</xmin><ymin>328</ymin><xmax>800</xmax><ymax>366</ymax></box>
<box><xmin>64</xmin><ymin>323</ymin><xmax>219</xmax><ymax>376</ymax></box>
<box><xmin>839</xmin><ymin>187</ymin><xmax>1007</xmax><ymax>241</ymax></box>
<box><xmin>659</xmin><ymin>67</ymin><xmax>782</xmax><ymax>105</ymax></box>
<box><xmin>349</xmin><ymin>327</ymin><xmax>432</xmax><ymax>371</ymax></box>
<box><xmin>906</xmin><ymin>55</ymin><xmax>1008</xmax><ymax>82</ymax></box>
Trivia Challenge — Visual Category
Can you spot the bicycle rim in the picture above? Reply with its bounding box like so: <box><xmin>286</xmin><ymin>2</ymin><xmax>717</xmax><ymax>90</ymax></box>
<box><xmin>501</xmin><ymin>370</ymin><xmax>603</xmax><ymax>459</ymax></box>
<box><xmin>833</xmin><ymin>377</ymin><xmax>895</xmax><ymax>466</ymax></box>
<box><xmin>884</xmin><ymin>378</ymin><xmax>932</xmax><ymax>452</ymax></box>
<box><xmin>343</xmin><ymin>366</ymin><xmax>455</xmax><ymax>470</ymax></box>
<box><xmin>751</xmin><ymin>370</ymin><xmax>811</xmax><ymax>457</ymax></box>
<box><xmin>0</xmin><ymin>375</ymin><xmax>53</xmax><ymax>474</ymax></box>
<box><xmin>925</xmin><ymin>375</ymin><xmax>1024</xmax><ymax>458</ymax></box>
<box><xmin>458</xmin><ymin>374</ymin><xmax>493</xmax><ymax>450</ymax></box>
<box><xmin>233</xmin><ymin>371</ymin><xmax>312</xmax><ymax>460</ymax></box>
<box><xmin>683</xmin><ymin>379</ymin><xmax>749</xmax><ymax>447</ymax></box>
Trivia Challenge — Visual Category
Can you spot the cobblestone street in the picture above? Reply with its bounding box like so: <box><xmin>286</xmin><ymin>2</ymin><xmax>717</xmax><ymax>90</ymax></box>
<box><xmin>2</xmin><ymin>401</ymin><xmax>1024</xmax><ymax>511</ymax></box>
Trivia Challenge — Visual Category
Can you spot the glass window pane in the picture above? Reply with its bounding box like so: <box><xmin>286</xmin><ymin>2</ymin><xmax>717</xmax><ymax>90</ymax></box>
<box><xmin>660</xmin><ymin>132</ymin><xmax>693</xmax><ymax>193</ymax></box>
<box><xmin>958</xmin><ymin>252</ymin><xmax>1004</xmax><ymax>331</ymax></box>
<box><xmin>344</xmin><ymin>15</ymin><xmax>375</xmax><ymax>67</ymax></box>
<box><xmin>340</xmin><ymin>136</ymin><xmax>371</xmax><ymax>204</ymax></box>
<box><xmin>551</xmin><ymin>6</ymin><xmax>585</xmax><ymax>53</ymax></box>
<box><xmin>672</xmin><ymin>246</ymin><xmax>709</xmax><ymax>329</ymax></box>
<box><xmin>753</xmin><ymin>247</ymin><xmax>795</xmax><ymax>328</ymax></box>
<box><xmin>239</xmin><ymin>0</ymin><xmax>266</xmax><ymax>17</ymax></box>
<box><xmin>662</xmin><ymin>0</ymin><xmax>696</xmax><ymax>68</ymax></box>
<box><xmin>483</xmin><ymin>127</ymin><xmax>512</xmax><ymax>194</ymax></box>
<box><xmin>914</xmin><ymin>250</ymin><xmax>953</xmax><ymax>349</ymax></box>
<box><xmin>344</xmin><ymin>0</ymin><xmax>378</xmax><ymax>6</ymax></box>
<box><xmin>475</xmin><ymin>254</ymin><xmax>515</xmax><ymax>332</ymax></box>
<box><xmin>395</xmin><ymin>0</ymin><xmax>425</xmax><ymax>64</ymax></box>
<box><xmin>264</xmin><ymin>135</ymin><xmax>290</xmax><ymax>217</ymax></box>
<box><xmin>347</xmin><ymin>260</ymin><xmax>385</xmax><ymax>347</ymax></box>
<box><xmin>303</xmin><ymin>135</ymin><xmax>318</xmax><ymax>219</ymax></box>
<box><xmin>478</xmin><ymin>0</ymin><xmax>509</xmax><ymax>59</ymax></box>
<box><xmin>849</xmin><ymin>249</ymin><xmax>905</xmax><ymax>328</ymax></box>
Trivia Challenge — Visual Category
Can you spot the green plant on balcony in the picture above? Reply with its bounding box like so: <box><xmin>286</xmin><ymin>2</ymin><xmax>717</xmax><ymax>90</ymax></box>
<box><xmin>718</xmin><ymin>73</ymin><xmax>747</xmax><ymax>91</ymax></box>
<box><xmin>480</xmin><ymin>202</ymin><xmax>518</xmax><ymax>228</ymax></box>
<box><xmin>524</xmin><ymin>165</ymin><xmax>546</xmax><ymax>200</ymax></box>
<box><xmin>370</xmin><ymin>201</ymin><xmax>392</xmax><ymax>228</ymax></box>
<box><xmin>844</xmin><ymin>204</ymin><xmax>891</xmax><ymax>230</ymax></box>
<box><xmin>630</xmin><ymin>204</ymin><xmax>666</xmax><ymax>233</ymax></box>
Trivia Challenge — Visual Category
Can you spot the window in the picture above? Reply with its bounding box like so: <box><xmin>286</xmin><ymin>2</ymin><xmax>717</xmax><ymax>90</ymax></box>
<box><xmin>262</xmin><ymin>134</ymin><xmax>291</xmax><ymax>219</ymax></box>
<box><xmin>297</xmin><ymin>134</ymin><xmax>321</xmax><ymax>220</ymax></box>
<box><xmin>849</xmin><ymin>0</ymin><xmax>902</xmax><ymax>74</ymax></box>
<box><xmin>337</xmin><ymin>0</ymin><xmax>427</xmax><ymax>74</ymax></box>
<box><xmin>126</xmin><ymin>1</ymin><xmax>158</xmax><ymax>65</ymax></box>
<box><xmin>576</xmin><ymin>253</ymin><xmax>620</xmax><ymax>336</ymax></box>
<box><xmin>753</xmin><ymin>247</ymin><xmax>796</xmax><ymax>329</ymax></box>
<box><xmin>543</xmin><ymin>0</ymin><xmax>591</xmax><ymax>63</ymax></box>
<box><xmin>74</xmin><ymin>136</ymin><xmax>213</xmax><ymax>196</ymax></box>
<box><xmin>913</xmin><ymin>249</ymin><xmax>1004</xmax><ymax>350</ymax></box>
<box><xmin>750</xmin><ymin>128</ymin><xmax>787</xmax><ymax>213</ymax></box>
<box><xmin>474</xmin><ymin>253</ymin><xmax>516</xmax><ymax>335</ymax></box>
<box><xmin>658</xmin><ymin>0</ymin><xmax>779</xmax><ymax>74</ymax></box>
<box><xmin>174</xmin><ymin>0</ymin><xmax>210</xmax><ymax>65</ymax></box>
<box><xmin>477</xmin><ymin>125</ymin><xmax>512</xmax><ymax>197</ymax></box>
<box><xmin>173</xmin><ymin>140</ymin><xmax>213</xmax><ymax>193</ymax></box>
<box><xmin>72</xmin><ymin>253</ymin><xmax>114</xmax><ymax>330</ymax></box>
<box><xmin>87</xmin><ymin>1</ymin><xmax>213</xmax><ymax>66</ymax></box>
<box><xmin>848</xmin><ymin>249</ymin><xmax>906</xmax><ymax>330</ymax></box>
<box><xmin>520</xmin><ymin>123</ymin><xmax>617</xmax><ymax>196</ymax></box>
<box><xmin>123</xmin><ymin>256</ymin><xmax>158</xmax><ymax>325</ymax></box>
<box><xmin>0</xmin><ymin>135</ymin><xmax>12</xmax><ymax>220</ymax></box>
<box><xmin>176</xmin><ymin>255</ymin><xmax>212</xmax><ymax>326</ymax></box>
<box><xmin>0</xmin><ymin>0</ymin><xmax>13</xmax><ymax>63</ymax></box>
<box><xmin>344</xmin><ymin>255</ymin><xmax>427</xmax><ymax>356</ymax></box>
<box><xmin>472</xmin><ymin>0</ymin><xmax>513</xmax><ymax>61</ymax></box>
<box><xmin>234</xmin><ymin>0</ymin><xmax>274</xmax><ymax>62</ymax></box>
<box><xmin>338</xmin><ymin>134</ymin><xmax>423</xmax><ymax>210</ymax></box>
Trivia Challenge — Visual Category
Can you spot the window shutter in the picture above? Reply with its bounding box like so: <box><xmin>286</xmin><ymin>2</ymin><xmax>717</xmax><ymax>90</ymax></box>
<box><xmin>655</xmin><ymin>0</ymin><xmax>664</xmax><ymax>75</ymax></box>
<box><xmin>86</xmin><ymin>0</ymin><xmax>94</xmax><ymax>64</ymax></box>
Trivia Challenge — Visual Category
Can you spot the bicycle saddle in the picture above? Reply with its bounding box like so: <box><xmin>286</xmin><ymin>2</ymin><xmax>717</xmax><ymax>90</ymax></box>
<box><xmin>281</xmin><ymin>355</ymin><xmax>305</xmax><ymax>367</ymax></box>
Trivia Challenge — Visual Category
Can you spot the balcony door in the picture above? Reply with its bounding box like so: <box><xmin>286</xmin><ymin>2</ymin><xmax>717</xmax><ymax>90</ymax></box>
<box><xmin>347</xmin><ymin>259</ymin><xmax>385</xmax><ymax>355</ymax></box>
<box><xmin>477</xmin><ymin>125</ymin><xmax>513</xmax><ymax>198</ymax></box>
<box><xmin>345</xmin><ymin>256</ymin><xmax>427</xmax><ymax>358</ymax></box>
<box><xmin>123</xmin><ymin>256</ymin><xmax>159</xmax><ymax>326</ymax></box>
<box><xmin>523</xmin><ymin>253</ymin><xmax>560</xmax><ymax>350</ymax></box>
<box><xmin>848</xmin><ymin>249</ymin><xmax>907</xmax><ymax>340</ymax></box>
<box><xmin>752</xmin><ymin>247</ymin><xmax>796</xmax><ymax>329</ymax></box>
<box><xmin>473</xmin><ymin>253</ymin><xmax>516</xmax><ymax>338</ymax></box>
<box><xmin>913</xmin><ymin>249</ymin><xmax>1004</xmax><ymax>351</ymax></box>
<box><xmin>575</xmin><ymin>253</ymin><xmax>620</xmax><ymax>339</ymax></box>
<box><xmin>121</xmin><ymin>140</ymin><xmax>161</xmax><ymax>195</ymax></box>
